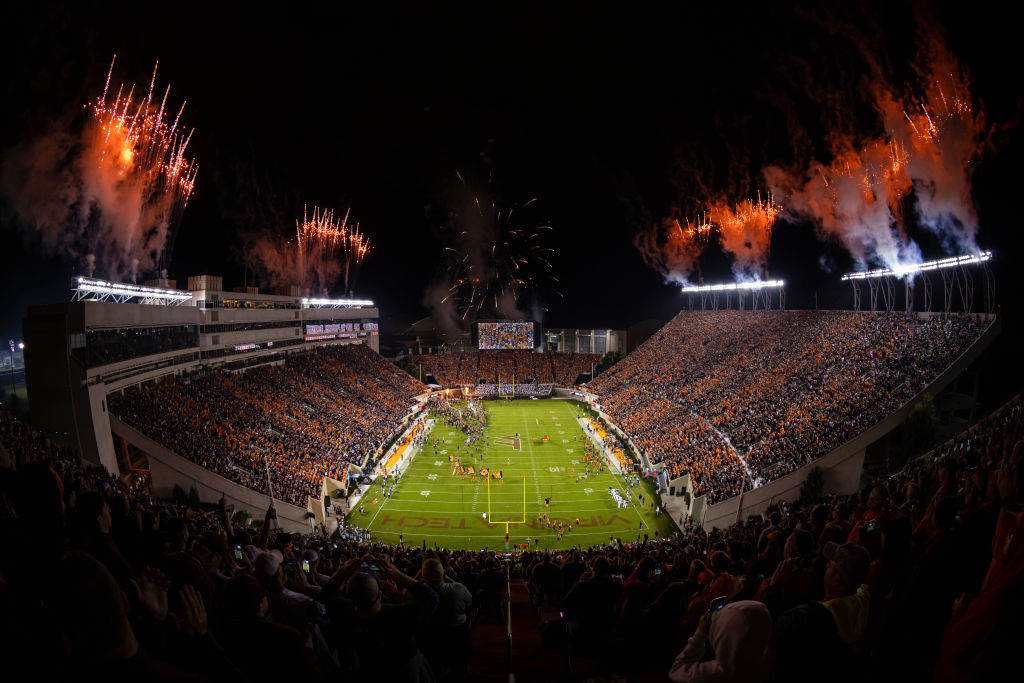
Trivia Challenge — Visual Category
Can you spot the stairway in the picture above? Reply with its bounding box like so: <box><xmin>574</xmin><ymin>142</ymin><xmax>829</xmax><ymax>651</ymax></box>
<box><xmin>469</xmin><ymin>581</ymin><xmax>565</xmax><ymax>683</ymax></box>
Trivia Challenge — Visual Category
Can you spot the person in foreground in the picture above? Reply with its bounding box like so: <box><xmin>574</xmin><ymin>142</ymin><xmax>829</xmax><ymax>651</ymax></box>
<box><xmin>668</xmin><ymin>600</ymin><xmax>772</xmax><ymax>683</ymax></box>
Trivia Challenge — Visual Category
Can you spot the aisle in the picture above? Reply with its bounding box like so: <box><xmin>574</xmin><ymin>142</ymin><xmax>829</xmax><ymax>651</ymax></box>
<box><xmin>469</xmin><ymin>582</ymin><xmax>565</xmax><ymax>683</ymax></box>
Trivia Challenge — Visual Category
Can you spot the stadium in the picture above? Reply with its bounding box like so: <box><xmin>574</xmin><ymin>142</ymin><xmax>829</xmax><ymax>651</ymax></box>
<box><xmin>2</xmin><ymin>5</ymin><xmax>1022</xmax><ymax>683</ymax></box>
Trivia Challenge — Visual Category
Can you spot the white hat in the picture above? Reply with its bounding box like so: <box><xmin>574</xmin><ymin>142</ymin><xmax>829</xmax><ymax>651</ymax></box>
<box><xmin>254</xmin><ymin>549</ymin><xmax>284</xmax><ymax>577</ymax></box>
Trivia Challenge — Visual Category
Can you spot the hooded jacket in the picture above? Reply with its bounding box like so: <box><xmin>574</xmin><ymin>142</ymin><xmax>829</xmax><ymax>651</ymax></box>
<box><xmin>669</xmin><ymin>600</ymin><xmax>772</xmax><ymax>683</ymax></box>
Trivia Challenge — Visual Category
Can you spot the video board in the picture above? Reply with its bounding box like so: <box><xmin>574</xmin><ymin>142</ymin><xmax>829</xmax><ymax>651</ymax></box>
<box><xmin>477</xmin><ymin>321</ymin><xmax>535</xmax><ymax>350</ymax></box>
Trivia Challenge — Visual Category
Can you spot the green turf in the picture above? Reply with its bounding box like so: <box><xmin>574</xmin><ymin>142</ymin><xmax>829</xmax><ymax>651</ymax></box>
<box><xmin>345</xmin><ymin>399</ymin><xmax>678</xmax><ymax>551</ymax></box>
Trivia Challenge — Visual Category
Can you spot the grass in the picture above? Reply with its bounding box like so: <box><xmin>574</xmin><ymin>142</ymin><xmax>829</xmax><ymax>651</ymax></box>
<box><xmin>345</xmin><ymin>399</ymin><xmax>677</xmax><ymax>551</ymax></box>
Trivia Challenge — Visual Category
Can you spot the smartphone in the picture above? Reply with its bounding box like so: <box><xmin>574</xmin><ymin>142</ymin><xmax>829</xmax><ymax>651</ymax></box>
<box><xmin>302</xmin><ymin>559</ymin><xmax>310</xmax><ymax>572</ymax></box>
<box><xmin>865</xmin><ymin>519</ymin><xmax>878</xmax><ymax>532</ymax></box>
<box><xmin>710</xmin><ymin>596</ymin><xmax>728</xmax><ymax>621</ymax></box>
<box><xmin>654</xmin><ymin>568</ymin><xmax>662</xmax><ymax>575</ymax></box>
<box><xmin>234</xmin><ymin>545</ymin><xmax>243</xmax><ymax>560</ymax></box>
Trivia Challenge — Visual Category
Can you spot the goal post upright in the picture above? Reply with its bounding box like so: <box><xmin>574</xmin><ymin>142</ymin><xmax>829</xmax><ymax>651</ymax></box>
<box><xmin>485</xmin><ymin>468</ymin><xmax>528</xmax><ymax>528</ymax></box>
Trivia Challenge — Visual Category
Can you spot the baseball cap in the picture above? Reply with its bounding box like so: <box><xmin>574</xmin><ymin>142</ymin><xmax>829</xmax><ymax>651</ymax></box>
<box><xmin>823</xmin><ymin>542</ymin><xmax>870</xmax><ymax>587</ymax></box>
<box><xmin>243</xmin><ymin>544</ymin><xmax>261</xmax><ymax>564</ymax></box>
<box><xmin>254</xmin><ymin>549</ymin><xmax>284</xmax><ymax>577</ymax></box>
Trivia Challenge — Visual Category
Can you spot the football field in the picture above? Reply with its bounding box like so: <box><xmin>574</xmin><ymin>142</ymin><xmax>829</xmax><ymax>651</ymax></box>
<box><xmin>345</xmin><ymin>399</ymin><xmax>677</xmax><ymax>551</ymax></box>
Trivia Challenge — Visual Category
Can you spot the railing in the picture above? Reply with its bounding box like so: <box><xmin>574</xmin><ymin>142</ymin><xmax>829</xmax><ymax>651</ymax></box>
<box><xmin>505</xmin><ymin>558</ymin><xmax>514</xmax><ymax>681</ymax></box>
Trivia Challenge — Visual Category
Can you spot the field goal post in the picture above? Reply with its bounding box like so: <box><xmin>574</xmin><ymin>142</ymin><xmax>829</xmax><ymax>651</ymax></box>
<box><xmin>486</xmin><ymin>471</ymin><xmax>527</xmax><ymax>538</ymax></box>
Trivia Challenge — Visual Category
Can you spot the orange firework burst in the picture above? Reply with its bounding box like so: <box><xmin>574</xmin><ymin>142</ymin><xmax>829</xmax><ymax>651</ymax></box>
<box><xmin>633</xmin><ymin>212</ymin><xmax>713</xmax><ymax>285</ymax></box>
<box><xmin>705</xmin><ymin>192</ymin><xmax>780</xmax><ymax>278</ymax></box>
<box><xmin>903</xmin><ymin>74</ymin><xmax>975</xmax><ymax>149</ymax></box>
<box><xmin>673</xmin><ymin>214</ymin><xmax>714</xmax><ymax>244</ymax></box>
<box><xmin>296</xmin><ymin>206</ymin><xmax>371</xmax><ymax>294</ymax></box>
<box><xmin>84</xmin><ymin>56</ymin><xmax>197</xmax><ymax>276</ymax></box>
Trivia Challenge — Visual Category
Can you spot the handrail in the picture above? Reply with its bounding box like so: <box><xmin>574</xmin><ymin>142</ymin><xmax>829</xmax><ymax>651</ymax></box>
<box><xmin>505</xmin><ymin>558</ymin><xmax>514</xmax><ymax>680</ymax></box>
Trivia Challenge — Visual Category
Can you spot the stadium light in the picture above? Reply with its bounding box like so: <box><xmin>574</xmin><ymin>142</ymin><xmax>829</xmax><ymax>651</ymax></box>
<box><xmin>301</xmin><ymin>297</ymin><xmax>375</xmax><ymax>308</ymax></box>
<box><xmin>841</xmin><ymin>251</ymin><xmax>993</xmax><ymax>281</ymax></box>
<box><xmin>71</xmin><ymin>276</ymin><xmax>193</xmax><ymax>305</ymax></box>
<box><xmin>680</xmin><ymin>279</ymin><xmax>785</xmax><ymax>293</ymax></box>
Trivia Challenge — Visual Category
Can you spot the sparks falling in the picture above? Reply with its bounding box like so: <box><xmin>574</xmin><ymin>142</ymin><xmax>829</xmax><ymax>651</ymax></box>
<box><xmin>765</xmin><ymin>24</ymin><xmax>987</xmax><ymax>273</ymax></box>
<box><xmin>438</xmin><ymin>174</ymin><xmax>556</xmax><ymax>320</ymax></box>
<box><xmin>634</xmin><ymin>213</ymin><xmax>713</xmax><ymax>285</ymax></box>
<box><xmin>705</xmin><ymin>193</ymin><xmax>781</xmax><ymax>280</ymax></box>
<box><xmin>3</xmin><ymin>56</ymin><xmax>199</xmax><ymax>282</ymax></box>
<box><xmin>296</xmin><ymin>206</ymin><xmax>372</xmax><ymax>295</ymax></box>
<box><xmin>84</xmin><ymin>56</ymin><xmax>198</xmax><ymax>279</ymax></box>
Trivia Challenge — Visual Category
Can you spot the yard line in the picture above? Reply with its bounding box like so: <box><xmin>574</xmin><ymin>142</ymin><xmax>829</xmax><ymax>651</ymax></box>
<box><xmin>360</xmin><ymin>503</ymin><xmax>623</xmax><ymax>513</ymax></box>
<box><xmin>521</xmin><ymin>404</ymin><xmax>546</xmax><ymax>506</ymax></box>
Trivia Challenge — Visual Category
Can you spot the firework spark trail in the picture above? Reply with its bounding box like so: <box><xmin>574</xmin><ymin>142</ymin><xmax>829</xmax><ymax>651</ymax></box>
<box><xmin>83</xmin><ymin>56</ymin><xmax>198</xmax><ymax>279</ymax></box>
<box><xmin>765</xmin><ymin>28</ymin><xmax>986</xmax><ymax>272</ymax></box>
<box><xmin>432</xmin><ymin>174</ymin><xmax>556</xmax><ymax>322</ymax></box>
<box><xmin>2</xmin><ymin>56</ymin><xmax>198</xmax><ymax>282</ymax></box>
<box><xmin>634</xmin><ymin>214</ymin><xmax>712</xmax><ymax>285</ymax></box>
<box><xmin>705</xmin><ymin>192</ymin><xmax>781</xmax><ymax>280</ymax></box>
<box><xmin>766</xmin><ymin>139</ymin><xmax>917</xmax><ymax>271</ymax></box>
<box><xmin>882</xmin><ymin>39</ymin><xmax>985</xmax><ymax>253</ymax></box>
<box><xmin>289</xmin><ymin>205</ymin><xmax>372</xmax><ymax>295</ymax></box>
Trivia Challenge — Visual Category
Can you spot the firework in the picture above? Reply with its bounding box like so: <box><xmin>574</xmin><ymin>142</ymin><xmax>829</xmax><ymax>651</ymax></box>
<box><xmin>3</xmin><ymin>55</ymin><xmax>199</xmax><ymax>282</ymax></box>
<box><xmin>634</xmin><ymin>213</ymin><xmax>712</xmax><ymax>285</ymax></box>
<box><xmin>439</xmin><ymin>176</ymin><xmax>556</xmax><ymax>319</ymax></box>
<box><xmin>705</xmin><ymin>192</ymin><xmax>781</xmax><ymax>279</ymax></box>
<box><xmin>763</xmin><ymin>25</ymin><xmax>986</xmax><ymax>273</ymax></box>
<box><xmin>84</xmin><ymin>56</ymin><xmax>198</xmax><ymax>279</ymax></box>
<box><xmin>295</xmin><ymin>206</ymin><xmax>372</xmax><ymax>295</ymax></box>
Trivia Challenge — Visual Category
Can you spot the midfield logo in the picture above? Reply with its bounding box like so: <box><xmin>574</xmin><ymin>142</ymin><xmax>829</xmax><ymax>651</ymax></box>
<box><xmin>493</xmin><ymin>434</ymin><xmax>521</xmax><ymax>451</ymax></box>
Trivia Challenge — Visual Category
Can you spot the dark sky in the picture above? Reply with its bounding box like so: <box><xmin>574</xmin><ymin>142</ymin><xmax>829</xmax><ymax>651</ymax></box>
<box><xmin>1</xmin><ymin>3</ymin><xmax>1021</xmax><ymax>355</ymax></box>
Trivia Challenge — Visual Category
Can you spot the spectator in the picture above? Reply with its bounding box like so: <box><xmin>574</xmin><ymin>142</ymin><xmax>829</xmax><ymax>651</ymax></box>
<box><xmin>562</xmin><ymin>556</ymin><xmax>623</xmax><ymax>657</ymax></box>
<box><xmin>769</xmin><ymin>602</ymin><xmax>845</xmax><ymax>683</ymax></box>
<box><xmin>221</xmin><ymin>573</ymin><xmax>320</xmax><ymax>682</ymax></box>
<box><xmin>669</xmin><ymin>600</ymin><xmax>772</xmax><ymax>682</ymax></box>
<box><xmin>326</xmin><ymin>557</ymin><xmax>439</xmax><ymax>683</ymax></box>
<box><xmin>419</xmin><ymin>557</ymin><xmax>473</xmax><ymax>680</ymax></box>
<box><xmin>820</xmin><ymin>542</ymin><xmax>871</xmax><ymax>646</ymax></box>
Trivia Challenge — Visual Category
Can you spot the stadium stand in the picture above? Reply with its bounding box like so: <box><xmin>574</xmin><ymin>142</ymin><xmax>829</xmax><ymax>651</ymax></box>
<box><xmin>108</xmin><ymin>345</ymin><xmax>424</xmax><ymax>506</ymax></box>
<box><xmin>591</xmin><ymin>311</ymin><xmax>988</xmax><ymax>503</ymax></box>
<box><xmin>413</xmin><ymin>351</ymin><xmax>599</xmax><ymax>385</ymax></box>
<box><xmin>1</xmin><ymin>390</ymin><xmax>1020</xmax><ymax>681</ymax></box>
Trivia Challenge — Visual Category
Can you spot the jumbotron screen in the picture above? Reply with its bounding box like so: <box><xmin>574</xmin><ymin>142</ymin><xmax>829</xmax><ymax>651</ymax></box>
<box><xmin>477</xmin><ymin>321</ymin><xmax>535</xmax><ymax>350</ymax></box>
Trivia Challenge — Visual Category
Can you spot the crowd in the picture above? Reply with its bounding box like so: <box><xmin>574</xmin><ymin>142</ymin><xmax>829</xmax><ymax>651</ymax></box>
<box><xmin>412</xmin><ymin>351</ymin><xmax>599</xmax><ymax>386</ymax></box>
<box><xmin>427</xmin><ymin>397</ymin><xmax>487</xmax><ymax>438</ymax></box>
<box><xmin>110</xmin><ymin>345</ymin><xmax>425</xmax><ymax>506</ymax></box>
<box><xmin>592</xmin><ymin>311</ymin><xmax>986</xmax><ymax>503</ymax></box>
<box><xmin>1</xmin><ymin>388</ymin><xmax>1021</xmax><ymax>682</ymax></box>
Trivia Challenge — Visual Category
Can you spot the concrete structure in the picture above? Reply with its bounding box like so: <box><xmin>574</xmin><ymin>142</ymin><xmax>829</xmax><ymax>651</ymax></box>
<box><xmin>543</xmin><ymin>328</ymin><xmax>626</xmax><ymax>355</ymax></box>
<box><xmin>24</xmin><ymin>276</ymin><xmax>380</xmax><ymax>476</ymax></box>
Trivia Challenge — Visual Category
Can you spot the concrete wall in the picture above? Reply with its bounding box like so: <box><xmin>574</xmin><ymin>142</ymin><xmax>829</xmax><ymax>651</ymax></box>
<box><xmin>110</xmin><ymin>416</ymin><xmax>313</xmax><ymax>534</ymax></box>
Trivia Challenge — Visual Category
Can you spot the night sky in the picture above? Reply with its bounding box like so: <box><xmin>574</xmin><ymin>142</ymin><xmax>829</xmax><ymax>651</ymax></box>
<box><xmin>1</xmin><ymin>3</ymin><xmax>1021</xmax><ymax>371</ymax></box>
